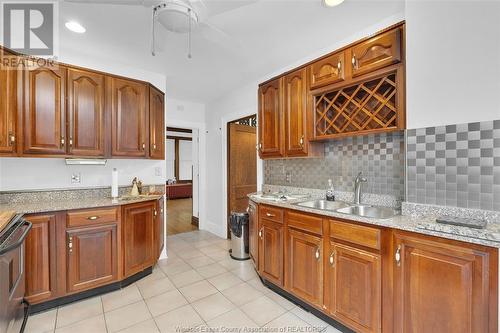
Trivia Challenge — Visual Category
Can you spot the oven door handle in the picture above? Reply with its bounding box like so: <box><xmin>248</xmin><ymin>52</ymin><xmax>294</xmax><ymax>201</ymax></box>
<box><xmin>0</xmin><ymin>221</ymin><xmax>32</xmax><ymax>256</ymax></box>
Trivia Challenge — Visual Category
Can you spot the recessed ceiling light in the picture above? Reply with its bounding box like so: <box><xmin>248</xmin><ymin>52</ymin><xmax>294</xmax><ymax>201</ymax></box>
<box><xmin>65</xmin><ymin>21</ymin><xmax>86</xmax><ymax>33</ymax></box>
<box><xmin>323</xmin><ymin>0</ymin><xmax>345</xmax><ymax>7</ymax></box>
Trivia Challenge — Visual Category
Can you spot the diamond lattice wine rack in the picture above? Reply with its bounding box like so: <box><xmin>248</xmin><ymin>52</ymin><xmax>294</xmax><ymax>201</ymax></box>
<box><xmin>314</xmin><ymin>71</ymin><xmax>403</xmax><ymax>139</ymax></box>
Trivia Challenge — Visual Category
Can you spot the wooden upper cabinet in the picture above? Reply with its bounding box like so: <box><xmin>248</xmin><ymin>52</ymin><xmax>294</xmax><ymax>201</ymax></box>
<box><xmin>110</xmin><ymin>77</ymin><xmax>148</xmax><ymax>157</ymax></box>
<box><xmin>350</xmin><ymin>27</ymin><xmax>402</xmax><ymax>77</ymax></box>
<box><xmin>66</xmin><ymin>224</ymin><xmax>118</xmax><ymax>293</ymax></box>
<box><xmin>149</xmin><ymin>86</ymin><xmax>165</xmax><ymax>160</ymax></box>
<box><xmin>23</xmin><ymin>65</ymin><xmax>66</xmax><ymax>155</ymax></box>
<box><xmin>123</xmin><ymin>201</ymin><xmax>155</xmax><ymax>277</ymax></box>
<box><xmin>67</xmin><ymin>68</ymin><xmax>105</xmax><ymax>156</ymax></box>
<box><xmin>393</xmin><ymin>232</ymin><xmax>495</xmax><ymax>333</ymax></box>
<box><xmin>286</xmin><ymin>228</ymin><xmax>323</xmax><ymax>308</ymax></box>
<box><xmin>24</xmin><ymin>213</ymin><xmax>58</xmax><ymax>304</ymax></box>
<box><xmin>258</xmin><ymin>219</ymin><xmax>283</xmax><ymax>286</ymax></box>
<box><xmin>0</xmin><ymin>49</ymin><xmax>17</xmax><ymax>155</ymax></box>
<box><xmin>284</xmin><ymin>68</ymin><xmax>308</xmax><ymax>157</ymax></box>
<box><xmin>258</xmin><ymin>78</ymin><xmax>283</xmax><ymax>158</ymax></box>
<box><xmin>309</xmin><ymin>51</ymin><xmax>346</xmax><ymax>90</ymax></box>
<box><xmin>328</xmin><ymin>242</ymin><xmax>381</xmax><ymax>333</ymax></box>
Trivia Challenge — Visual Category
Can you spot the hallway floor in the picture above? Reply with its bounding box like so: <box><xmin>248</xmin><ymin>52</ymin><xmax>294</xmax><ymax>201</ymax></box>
<box><xmin>166</xmin><ymin>198</ymin><xmax>197</xmax><ymax>236</ymax></box>
<box><xmin>25</xmin><ymin>230</ymin><xmax>341</xmax><ymax>333</ymax></box>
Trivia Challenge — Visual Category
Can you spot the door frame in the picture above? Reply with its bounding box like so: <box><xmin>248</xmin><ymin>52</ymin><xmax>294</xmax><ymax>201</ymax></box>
<box><xmin>221</xmin><ymin>109</ymin><xmax>263</xmax><ymax>239</ymax></box>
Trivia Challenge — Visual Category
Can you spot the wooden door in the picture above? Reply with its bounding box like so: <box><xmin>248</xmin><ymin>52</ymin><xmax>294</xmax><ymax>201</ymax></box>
<box><xmin>248</xmin><ymin>200</ymin><xmax>258</xmax><ymax>268</ymax></box>
<box><xmin>393</xmin><ymin>233</ymin><xmax>493</xmax><ymax>333</ymax></box>
<box><xmin>149</xmin><ymin>86</ymin><xmax>165</xmax><ymax>159</ymax></box>
<box><xmin>228</xmin><ymin>122</ymin><xmax>257</xmax><ymax>236</ymax></box>
<box><xmin>0</xmin><ymin>49</ymin><xmax>17</xmax><ymax>155</ymax></box>
<box><xmin>67</xmin><ymin>68</ymin><xmax>105</xmax><ymax>156</ymax></box>
<box><xmin>350</xmin><ymin>27</ymin><xmax>402</xmax><ymax>77</ymax></box>
<box><xmin>286</xmin><ymin>228</ymin><xmax>323</xmax><ymax>307</ymax></box>
<box><xmin>123</xmin><ymin>202</ymin><xmax>155</xmax><ymax>277</ymax></box>
<box><xmin>258</xmin><ymin>78</ymin><xmax>283</xmax><ymax>158</ymax></box>
<box><xmin>328</xmin><ymin>242</ymin><xmax>381</xmax><ymax>333</ymax></box>
<box><xmin>284</xmin><ymin>68</ymin><xmax>308</xmax><ymax>157</ymax></box>
<box><xmin>24</xmin><ymin>214</ymin><xmax>58</xmax><ymax>304</ymax></box>
<box><xmin>23</xmin><ymin>66</ymin><xmax>66</xmax><ymax>155</ymax></box>
<box><xmin>155</xmin><ymin>198</ymin><xmax>165</xmax><ymax>259</ymax></box>
<box><xmin>110</xmin><ymin>77</ymin><xmax>148</xmax><ymax>157</ymax></box>
<box><xmin>258</xmin><ymin>220</ymin><xmax>283</xmax><ymax>286</ymax></box>
<box><xmin>66</xmin><ymin>225</ymin><xmax>117</xmax><ymax>293</ymax></box>
<box><xmin>309</xmin><ymin>51</ymin><xmax>346</xmax><ymax>90</ymax></box>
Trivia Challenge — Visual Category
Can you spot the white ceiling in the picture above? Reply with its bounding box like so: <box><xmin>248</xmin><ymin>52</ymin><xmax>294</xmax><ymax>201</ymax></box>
<box><xmin>58</xmin><ymin>0</ymin><xmax>405</xmax><ymax>103</ymax></box>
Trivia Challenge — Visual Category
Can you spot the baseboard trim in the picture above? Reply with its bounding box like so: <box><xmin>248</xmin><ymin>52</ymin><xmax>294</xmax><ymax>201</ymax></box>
<box><xmin>29</xmin><ymin>267</ymin><xmax>153</xmax><ymax>314</ymax></box>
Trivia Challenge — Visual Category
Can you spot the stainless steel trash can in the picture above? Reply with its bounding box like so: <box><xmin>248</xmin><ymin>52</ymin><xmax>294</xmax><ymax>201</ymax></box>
<box><xmin>229</xmin><ymin>211</ymin><xmax>250</xmax><ymax>260</ymax></box>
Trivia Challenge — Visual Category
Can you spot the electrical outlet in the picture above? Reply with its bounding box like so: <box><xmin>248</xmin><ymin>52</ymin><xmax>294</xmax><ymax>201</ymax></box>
<box><xmin>285</xmin><ymin>171</ymin><xmax>292</xmax><ymax>183</ymax></box>
<box><xmin>71</xmin><ymin>173</ymin><xmax>81</xmax><ymax>184</ymax></box>
<box><xmin>155</xmin><ymin>167</ymin><xmax>162</xmax><ymax>176</ymax></box>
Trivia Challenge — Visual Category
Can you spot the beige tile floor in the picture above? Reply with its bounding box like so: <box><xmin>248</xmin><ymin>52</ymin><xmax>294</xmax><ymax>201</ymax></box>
<box><xmin>25</xmin><ymin>230</ymin><xmax>342</xmax><ymax>333</ymax></box>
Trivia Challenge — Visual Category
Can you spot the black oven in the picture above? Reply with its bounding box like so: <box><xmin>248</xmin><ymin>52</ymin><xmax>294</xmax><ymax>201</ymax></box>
<box><xmin>0</xmin><ymin>215</ymin><xmax>31</xmax><ymax>333</ymax></box>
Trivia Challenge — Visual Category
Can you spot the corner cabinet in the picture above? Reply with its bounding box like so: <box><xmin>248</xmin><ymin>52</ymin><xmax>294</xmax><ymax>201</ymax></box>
<box><xmin>258</xmin><ymin>78</ymin><xmax>283</xmax><ymax>158</ymax></box>
<box><xmin>109</xmin><ymin>77</ymin><xmax>148</xmax><ymax>158</ymax></box>
<box><xmin>149</xmin><ymin>86</ymin><xmax>165</xmax><ymax>160</ymax></box>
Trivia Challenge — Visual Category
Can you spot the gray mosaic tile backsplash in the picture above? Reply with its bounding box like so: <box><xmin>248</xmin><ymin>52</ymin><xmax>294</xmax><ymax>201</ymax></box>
<box><xmin>264</xmin><ymin>132</ymin><xmax>405</xmax><ymax>199</ymax></box>
<box><xmin>406</xmin><ymin>119</ymin><xmax>500</xmax><ymax>212</ymax></box>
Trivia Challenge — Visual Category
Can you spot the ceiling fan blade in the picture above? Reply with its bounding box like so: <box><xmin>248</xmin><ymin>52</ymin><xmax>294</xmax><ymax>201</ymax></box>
<box><xmin>191</xmin><ymin>0</ymin><xmax>259</xmax><ymax>19</ymax></box>
<box><xmin>64</xmin><ymin>0</ymin><xmax>160</xmax><ymax>6</ymax></box>
<box><xmin>198</xmin><ymin>21</ymin><xmax>244</xmax><ymax>52</ymax></box>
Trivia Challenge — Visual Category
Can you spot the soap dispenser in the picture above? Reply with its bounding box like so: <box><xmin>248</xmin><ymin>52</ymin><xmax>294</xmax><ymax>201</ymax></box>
<box><xmin>326</xmin><ymin>179</ymin><xmax>335</xmax><ymax>201</ymax></box>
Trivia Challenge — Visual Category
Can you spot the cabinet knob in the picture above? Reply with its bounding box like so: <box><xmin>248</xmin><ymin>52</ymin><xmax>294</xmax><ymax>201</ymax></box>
<box><xmin>87</xmin><ymin>216</ymin><xmax>100</xmax><ymax>221</ymax></box>
<box><xmin>69</xmin><ymin>137</ymin><xmax>73</xmax><ymax>147</ymax></box>
<box><xmin>60</xmin><ymin>137</ymin><xmax>65</xmax><ymax>147</ymax></box>
<box><xmin>8</xmin><ymin>132</ymin><xmax>15</xmax><ymax>146</ymax></box>
<box><xmin>299</xmin><ymin>135</ymin><xmax>304</xmax><ymax>147</ymax></box>
<box><xmin>258</xmin><ymin>142</ymin><xmax>262</xmax><ymax>150</ymax></box>
<box><xmin>154</xmin><ymin>209</ymin><xmax>157</xmax><ymax>216</ymax></box>
<box><xmin>395</xmin><ymin>245</ymin><xmax>401</xmax><ymax>266</ymax></box>
<box><xmin>337</xmin><ymin>60</ymin><xmax>342</xmax><ymax>74</ymax></box>
<box><xmin>153</xmin><ymin>144</ymin><xmax>157</xmax><ymax>150</ymax></box>
<box><xmin>315</xmin><ymin>247</ymin><xmax>320</xmax><ymax>260</ymax></box>
<box><xmin>329</xmin><ymin>252</ymin><xmax>335</xmax><ymax>266</ymax></box>
<box><xmin>351</xmin><ymin>54</ymin><xmax>357</xmax><ymax>69</ymax></box>
<box><xmin>142</xmin><ymin>143</ymin><xmax>146</xmax><ymax>150</ymax></box>
<box><xmin>258</xmin><ymin>227</ymin><xmax>263</xmax><ymax>239</ymax></box>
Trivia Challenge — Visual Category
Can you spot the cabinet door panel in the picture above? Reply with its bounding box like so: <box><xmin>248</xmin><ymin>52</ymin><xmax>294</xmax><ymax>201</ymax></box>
<box><xmin>0</xmin><ymin>49</ymin><xmax>17</xmax><ymax>154</ymax></box>
<box><xmin>110</xmin><ymin>78</ymin><xmax>148</xmax><ymax>157</ymax></box>
<box><xmin>286</xmin><ymin>228</ymin><xmax>322</xmax><ymax>307</ymax></box>
<box><xmin>258</xmin><ymin>220</ymin><xmax>283</xmax><ymax>286</ymax></box>
<box><xmin>67</xmin><ymin>68</ymin><xmax>105</xmax><ymax>156</ymax></box>
<box><xmin>123</xmin><ymin>202</ymin><xmax>155</xmax><ymax>277</ymax></box>
<box><xmin>284</xmin><ymin>68</ymin><xmax>308</xmax><ymax>157</ymax></box>
<box><xmin>309</xmin><ymin>51</ymin><xmax>346</xmax><ymax>89</ymax></box>
<box><xmin>149</xmin><ymin>86</ymin><xmax>165</xmax><ymax>160</ymax></box>
<box><xmin>23</xmin><ymin>66</ymin><xmax>66</xmax><ymax>155</ymax></box>
<box><xmin>248</xmin><ymin>201</ymin><xmax>258</xmax><ymax>268</ymax></box>
<box><xmin>154</xmin><ymin>198</ymin><xmax>165</xmax><ymax>259</ymax></box>
<box><xmin>258</xmin><ymin>78</ymin><xmax>283</xmax><ymax>158</ymax></box>
<box><xmin>350</xmin><ymin>27</ymin><xmax>401</xmax><ymax>77</ymax></box>
<box><xmin>66</xmin><ymin>225</ymin><xmax>117</xmax><ymax>293</ymax></box>
<box><xmin>24</xmin><ymin>214</ymin><xmax>58</xmax><ymax>304</ymax></box>
<box><xmin>394</xmin><ymin>233</ymin><xmax>492</xmax><ymax>333</ymax></box>
<box><xmin>329</xmin><ymin>242</ymin><xmax>381</xmax><ymax>333</ymax></box>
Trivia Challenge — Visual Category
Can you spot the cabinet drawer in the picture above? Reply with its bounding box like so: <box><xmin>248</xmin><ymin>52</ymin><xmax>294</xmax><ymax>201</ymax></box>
<box><xmin>259</xmin><ymin>205</ymin><xmax>283</xmax><ymax>224</ymax></box>
<box><xmin>286</xmin><ymin>211</ymin><xmax>323</xmax><ymax>235</ymax></box>
<box><xmin>67</xmin><ymin>207</ymin><xmax>118</xmax><ymax>228</ymax></box>
<box><xmin>329</xmin><ymin>219</ymin><xmax>381</xmax><ymax>250</ymax></box>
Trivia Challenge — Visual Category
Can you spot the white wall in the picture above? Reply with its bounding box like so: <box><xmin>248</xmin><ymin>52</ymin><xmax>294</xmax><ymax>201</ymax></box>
<box><xmin>203</xmin><ymin>14</ymin><xmax>405</xmax><ymax>238</ymax></box>
<box><xmin>405</xmin><ymin>0</ymin><xmax>500</xmax><ymax>129</ymax></box>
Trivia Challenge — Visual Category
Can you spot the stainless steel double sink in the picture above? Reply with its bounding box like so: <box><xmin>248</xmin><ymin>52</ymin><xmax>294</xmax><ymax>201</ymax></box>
<box><xmin>294</xmin><ymin>199</ymin><xmax>398</xmax><ymax>219</ymax></box>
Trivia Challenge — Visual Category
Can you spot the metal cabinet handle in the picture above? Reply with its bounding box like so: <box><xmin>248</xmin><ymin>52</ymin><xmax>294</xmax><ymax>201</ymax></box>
<box><xmin>142</xmin><ymin>143</ymin><xmax>146</xmax><ymax>150</ymax></box>
<box><xmin>395</xmin><ymin>245</ymin><xmax>401</xmax><ymax>266</ymax></box>
<box><xmin>299</xmin><ymin>135</ymin><xmax>304</xmax><ymax>147</ymax></box>
<box><xmin>258</xmin><ymin>228</ymin><xmax>263</xmax><ymax>239</ymax></box>
<box><xmin>329</xmin><ymin>252</ymin><xmax>335</xmax><ymax>266</ymax></box>
<box><xmin>68</xmin><ymin>236</ymin><xmax>73</xmax><ymax>253</ymax></box>
<box><xmin>315</xmin><ymin>247</ymin><xmax>320</xmax><ymax>260</ymax></box>
<box><xmin>153</xmin><ymin>144</ymin><xmax>157</xmax><ymax>150</ymax></box>
<box><xmin>154</xmin><ymin>209</ymin><xmax>157</xmax><ymax>216</ymax></box>
<box><xmin>265</xmin><ymin>212</ymin><xmax>275</xmax><ymax>217</ymax></box>
<box><xmin>337</xmin><ymin>60</ymin><xmax>342</xmax><ymax>74</ymax></box>
<box><xmin>87</xmin><ymin>216</ymin><xmax>100</xmax><ymax>221</ymax></box>
<box><xmin>60</xmin><ymin>137</ymin><xmax>65</xmax><ymax>147</ymax></box>
<box><xmin>258</xmin><ymin>142</ymin><xmax>262</xmax><ymax>150</ymax></box>
<box><xmin>351</xmin><ymin>54</ymin><xmax>357</xmax><ymax>69</ymax></box>
<box><xmin>8</xmin><ymin>132</ymin><xmax>15</xmax><ymax>146</ymax></box>
<box><xmin>69</xmin><ymin>137</ymin><xmax>73</xmax><ymax>147</ymax></box>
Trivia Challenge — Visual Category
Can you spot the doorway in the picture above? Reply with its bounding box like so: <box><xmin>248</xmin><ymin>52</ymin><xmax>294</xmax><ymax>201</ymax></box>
<box><xmin>226</xmin><ymin>115</ymin><xmax>257</xmax><ymax>238</ymax></box>
<box><xmin>166</xmin><ymin>127</ymin><xmax>199</xmax><ymax>235</ymax></box>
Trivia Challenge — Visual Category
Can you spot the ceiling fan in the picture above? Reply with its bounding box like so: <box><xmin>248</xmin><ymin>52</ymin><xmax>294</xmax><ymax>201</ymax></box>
<box><xmin>65</xmin><ymin>0</ymin><xmax>253</xmax><ymax>58</ymax></box>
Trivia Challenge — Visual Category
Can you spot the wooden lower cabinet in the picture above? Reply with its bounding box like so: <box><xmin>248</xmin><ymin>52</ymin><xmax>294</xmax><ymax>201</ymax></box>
<box><xmin>286</xmin><ymin>228</ymin><xmax>323</xmax><ymax>308</ymax></box>
<box><xmin>66</xmin><ymin>225</ymin><xmax>118</xmax><ymax>293</ymax></box>
<box><xmin>258</xmin><ymin>219</ymin><xmax>283</xmax><ymax>286</ymax></box>
<box><xmin>123</xmin><ymin>201</ymin><xmax>156</xmax><ymax>277</ymax></box>
<box><xmin>393</xmin><ymin>232</ymin><xmax>496</xmax><ymax>333</ymax></box>
<box><xmin>24</xmin><ymin>213</ymin><xmax>59</xmax><ymax>304</ymax></box>
<box><xmin>327</xmin><ymin>241</ymin><xmax>381</xmax><ymax>333</ymax></box>
<box><xmin>248</xmin><ymin>201</ymin><xmax>258</xmax><ymax>268</ymax></box>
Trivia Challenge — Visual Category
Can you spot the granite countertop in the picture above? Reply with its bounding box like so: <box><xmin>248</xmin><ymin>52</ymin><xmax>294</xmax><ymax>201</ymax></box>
<box><xmin>0</xmin><ymin>194</ymin><xmax>164</xmax><ymax>215</ymax></box>
<box><xmin>249</xmin><ymin>192</ymin><xmax>500</xmax><ymax>248</ymax></box>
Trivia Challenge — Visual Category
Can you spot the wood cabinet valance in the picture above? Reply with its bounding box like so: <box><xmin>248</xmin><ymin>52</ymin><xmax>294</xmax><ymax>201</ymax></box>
<box><xmin>0</xmin><ymin>46</ymin><xmax>165</xmax><ymax>160</ymax></box>
<box><xmin>257</xmin><ymin>22</ymin><xmax>405</xmax><ymax>159</ymax></box>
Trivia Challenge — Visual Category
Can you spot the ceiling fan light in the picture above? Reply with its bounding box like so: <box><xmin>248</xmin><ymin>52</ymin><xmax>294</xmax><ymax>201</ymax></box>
<box><xmin>323</xmin><ymin>0</ymin><xmax>345</xmax><ymax>7</ymax></box>
<box><xmin>65</xmin><ymin>21</ymin><xmax>86</xmax><ymax>33</ymax></box>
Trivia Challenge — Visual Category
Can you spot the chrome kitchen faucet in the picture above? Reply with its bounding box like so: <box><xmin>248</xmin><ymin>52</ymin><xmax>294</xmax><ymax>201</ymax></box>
<box><xmin>354</xmin><ymin>172</ymin><xmax>367</xmax><ymax>205</ymax></box>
